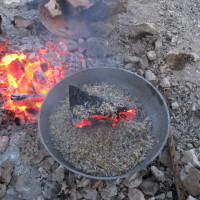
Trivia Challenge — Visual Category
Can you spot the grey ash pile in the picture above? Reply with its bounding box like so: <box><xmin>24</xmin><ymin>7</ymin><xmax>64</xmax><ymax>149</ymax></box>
<box><xmin>49</xmin><ymin>83</ymin><xmax>154</xmax><ymax>177</ymax></box>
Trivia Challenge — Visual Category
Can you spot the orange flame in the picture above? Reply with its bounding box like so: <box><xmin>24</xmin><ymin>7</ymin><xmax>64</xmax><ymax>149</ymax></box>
<box><xmin>0</xmin><ymin>41</ymin><xmax>82</xmax><ymax>121</ymax></box>
<box><xmin>74</xmin><ymin>108</ymin><xmax>136</xmax><ymax>128</ymax></box>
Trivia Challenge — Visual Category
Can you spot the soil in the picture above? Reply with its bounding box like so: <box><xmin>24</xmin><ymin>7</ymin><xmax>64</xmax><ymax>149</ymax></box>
<box><xmin>49</xmin><ymin>83</ymin><xmax>154</xmax><ymax>177</ymax></box>
<box><xmin>0</xmin><ymin>0</ymin><xmax>200</xmax><ymax>199</ymax></box>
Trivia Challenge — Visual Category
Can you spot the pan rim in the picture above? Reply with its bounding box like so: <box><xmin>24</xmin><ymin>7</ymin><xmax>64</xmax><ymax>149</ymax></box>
<box><xmin>38</xmin><ymin>67</ymin><xmax>170</xmax><ymax>180</ymax></box>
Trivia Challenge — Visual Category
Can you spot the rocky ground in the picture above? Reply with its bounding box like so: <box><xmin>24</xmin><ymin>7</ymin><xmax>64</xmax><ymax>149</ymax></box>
<box><xmin>0</xmin><ymin>0</ymin><xmax>200</xmax><ymax>199</ymax></box>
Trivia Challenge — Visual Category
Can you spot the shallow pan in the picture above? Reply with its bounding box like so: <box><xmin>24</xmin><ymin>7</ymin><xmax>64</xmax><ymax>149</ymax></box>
<box><xmin>38</xmin><ymin>68</ymin><xmax>170</xmax><ymax>180</ymax></box>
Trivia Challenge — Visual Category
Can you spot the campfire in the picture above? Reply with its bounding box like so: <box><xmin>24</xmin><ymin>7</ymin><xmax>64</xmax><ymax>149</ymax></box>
<box><xmin>0</xmin><ymin>41</ymin><xmax>84</xmax><ymax>122</ymax></box>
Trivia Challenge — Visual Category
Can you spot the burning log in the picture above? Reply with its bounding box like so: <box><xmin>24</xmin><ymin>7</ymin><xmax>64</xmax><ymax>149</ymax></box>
<box><xmin>69</xmin><ymin>85</ymin><xmax>135</xmax><ymax>128</ymax></box>
<box><xmin>11</xmin><ymin>93</ymin><xmax>46</xmax><ymax>102</ymax></box>
<box><xmin>39</xmin><ymin>0</ymin><xmax>128</xmax><ymax>39</ymax></box>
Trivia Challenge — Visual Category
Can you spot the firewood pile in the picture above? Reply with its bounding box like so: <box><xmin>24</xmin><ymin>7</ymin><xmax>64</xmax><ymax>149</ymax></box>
<box><xmin>38</xmin><ymin>0</ymin><xmax>128</xmax><ymax>39</ymax></box>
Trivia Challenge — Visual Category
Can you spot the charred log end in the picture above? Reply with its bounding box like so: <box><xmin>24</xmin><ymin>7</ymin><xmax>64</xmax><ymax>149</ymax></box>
<box><xmin>38</xmin><ymin>0</ymin><xmax>129</xmax><ymax>39</ymax></box>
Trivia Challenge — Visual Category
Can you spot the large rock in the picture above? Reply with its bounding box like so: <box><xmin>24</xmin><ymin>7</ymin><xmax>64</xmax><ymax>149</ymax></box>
<box><xmin>128</xmin><ymin>188</ymin><xmax>145</xmax><ymax>200</ymax></box>
<box><xmin>182</xmin><ymin>149</ymin><xmax>200</xmax><ymax>169</ymax></box>
<box><xmin>180</xmin><ymin>163</ymin><xmax>200</xmax><ymax>196</ymax></box>
<box><xmin>130</xmin><ymin>23</ymin><xmax>157</xmax><ymax>38</ymax></box>
<box><xmin>140</xmin><ymin>180</ymin><xmax>158</xmax><ymax>196</ymax></box>
<box><xmin>0</xmin><ymin>136</ymin><xmax>9</xmax><ymax>153</ymax></box>
<box><xmin>165</xmin><ymin>50</ymin><xmax>198</xmax><ymax>70</ymax></box>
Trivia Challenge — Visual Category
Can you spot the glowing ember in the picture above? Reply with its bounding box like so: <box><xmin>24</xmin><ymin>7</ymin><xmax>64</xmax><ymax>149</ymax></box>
<box><xmin>0</xmin><ymin>41</ymin><xmax>83</xmax><ymax>121</ymax></box>
<box><xmin>75</xmin><ymin>108</ymin><xmax>136</xmax><ymax>128</ymax></box>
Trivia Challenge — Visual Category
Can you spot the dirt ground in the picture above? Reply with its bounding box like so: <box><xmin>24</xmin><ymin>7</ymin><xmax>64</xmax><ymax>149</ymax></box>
<box><xmin>0</xmin><ymin>0</ymin><xmax>200</xmax><ymax>199</ymax></box>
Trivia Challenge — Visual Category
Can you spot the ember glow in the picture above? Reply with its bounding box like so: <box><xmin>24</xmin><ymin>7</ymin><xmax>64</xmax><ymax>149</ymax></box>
<box><xmin>75</xmin><ymin>108</ymin><xmax>136</xmax><ymax>128</ymax></box>
<box><xmin>0</xmin><ymin>41</ymin><xmax>84</xmax><ymax>121</ymax></box>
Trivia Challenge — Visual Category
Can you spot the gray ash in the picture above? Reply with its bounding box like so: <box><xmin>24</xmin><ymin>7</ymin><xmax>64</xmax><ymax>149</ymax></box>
<box><xmin>49</xmin><ymin>83</ymin><xmax>154</xmax><ymax>177</ymax></box>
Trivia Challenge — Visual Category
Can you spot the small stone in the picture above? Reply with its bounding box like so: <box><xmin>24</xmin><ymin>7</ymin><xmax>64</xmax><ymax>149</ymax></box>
<box><xmin>37</xmin><ymin>195</ymin><xmax>45</xmax><ymax>200</ymax></box>
<box><xmin>140</xmin><ymin>180</ymin><xmax>158</xmax><ymax>196</ymax></box>
<box><xmin>187</xmin><ymin>195</ymin><xmax>198</xmax><ymax>200</ymax></box>
<box><xmin>101</xmin><ymin>181</ymin><xmax>117</xmax><ymax>199</ymax></box>
<box><xmin>180</xmin><ymin>163</ymin><xmax>200</xmax><ymax>196</ymax></box>
<box><xmin>155</xmin><ymin>39</ymin><xmax>162</xmax><ymax>51</ymax></box>
<box><xmin>52</xmin><ymin>166</ymin><xmax>65</xmax><ymax>182</ymax></box>
<box><xmin>140</xmin><ymin>55</ymin><xmax>149</xmax><ymax>69</ymax></box>
<box><xmin>155</xmin><ymin>193</ymin><xmax>165</xmax><ymax>199</ymax></box>
<box><xmin>14</xmin><ymin>175</ymin><xmax>30</xmax><ymax>192</ymax></box>
<box><xmin>78</xmin><ymin>38</ymin><xmax>84</xmax><ymax>44</ymax></box>
<box><xmin>124</xmin><ymin>55</ymin><xmax>140</xmax><ymax>64</ymax></box>
<box><xmin>64</xmin><ymin>39</ymin><xmax>78</xmax><ymax>52</ymax></box>
<box><xmin>91</xmin><ymin>180</ymin><xmax>103</xmax><ymax>190</ymax></box>
<box><xmin>137</xmin><ymin>69</ymin><xmax>144</xmax><ymax>76</ymax></box>
<box><xmin>3</xmin><ymin>0</ymin><xmax>20</xmax><ymax>4</ymax></box>
<box><xmin>165</xmin><ymin>50</ymin><xmax>197</xmax><ymax>70</ymax></box>
<box><xmin>187</xmin><ymin>143</ymin><xmax>194</xmax><ymax>149</ymax></box>
<box><xmin>82</xmin><ymin>188</ymin><xmax>97</xmax><ymax>200</ymax></box>
<box><xmin>150</xmin><ymin>166</ymin><xmax>165</xmax><ymax>181</ymax></box>
<box><xmin>0</xmin><ymin>162</ymin><xmax>13</xmax><ymax>185</ymax></box>
<box><xmin>166</xmin><ymin>191</ymin><xmax>173</xmax><ymax>198</ymax></box>
<box><xmin>161</xmin><ymin>77</ymin><xmax>171</xmax><ymax>88</ymax></box>
<box><xmin>130</xmin><ymin>23</ymin><xmax>157</xmax><ymax>38</ymax></box>
<box><xmin>171</xmin><ymin>102</ymin><xmax>179</xmax><ymax>110</ymax></box>
<box><xmin>0</xmin><ymin>184</ymin><xmax>7</xmax><ymax>198</ymax></box>
<box><xmin>124</xmin><ymin>172</ymin><xmax>143</xmax><ymax>188</ymax></box>
<box><xmin>85</xmin><ymin>37</ymin><xmax>108</xmax><ymax>57</ymax></box>
<box><xmin>39</xmin><ymin>156</ymin><xmax>55</xmax><ymax>170</ymax></box>
<box><xmin>70</xmin><ymin>188</ymin><xmax>77</xmax><ymax>200</ymax></box>
<box><xmin>145</xmin><ymin>70</ymin><xmax>158</xmax><ymax>85</ymax></box>
<box><xmin>0</xmin><ymin>136</ymin><xmax>9</xmax><ymax>153</ymax></box>
<box><xmin>20</xmin><ymin>43</ymin><xmax>34</xmax><ymax>52</ymax></box>
<box><xmin>78</xmin><ymin>177</ymin><xmax>91</xmax><ymax>188</ymax></box>
<box><xmin>128</xmin><ymin>188</ymin><xmax>145</xmax><ymax>200</ymax></box>
<box><xmin>147</xmin><ymin>198</ymin><xmax>155</xmax><ymax>200</ymax></box>
<box><xmin>147</xmin><ymin>51</ymin><xmax>157</xmax><ymax>61</ymax></box>
<box><xmin>171</xmin><ymin>80</ymin><xmax>179</xmax><ymax>87</ymax></box>
<box><xmin>124</xmin><ymin>63</ymin><xmax>133</xmax><ymax>70</ymax></box>
<box><xmin>14</xmin><ymin>16</ymin><xmax>34</xmax><ymax>28</ymax></box>
<box><xmin>182</xmin><ymin>149</ymin><xmax>200</xmax><ymax>169</ymax></box>
<box><xmin>118</xmin><ymin>191</ymin><xmax>125</xmax><ymax>200</ymax></box>
<box><xmin>159</xmin><ymin>65</ymin><xmax>168</xmax><ymax>74</ymax></box>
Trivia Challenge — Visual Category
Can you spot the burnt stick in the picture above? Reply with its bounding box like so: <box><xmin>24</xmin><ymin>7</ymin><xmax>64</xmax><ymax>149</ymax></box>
<box><xmin>11</xmin><ymin>93</ymin><xmax>46</xmax><ymax>102</ymax></box>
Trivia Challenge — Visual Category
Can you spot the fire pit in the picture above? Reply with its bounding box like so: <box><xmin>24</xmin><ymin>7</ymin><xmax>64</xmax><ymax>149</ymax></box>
<box><xmin>38</xmin><ymin>67</ymin><xmax>170</xmax><ymax>179</ymax></box>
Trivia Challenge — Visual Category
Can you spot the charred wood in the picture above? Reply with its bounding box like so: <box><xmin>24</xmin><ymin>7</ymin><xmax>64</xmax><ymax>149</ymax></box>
<box><xmin>11</xmin><ymin>93</ymin><xmax>46</xmax><ymax>102</ymax></box>
<box><xmin>39</xmin><ymin>0</ymin><xmax>128</xmax><ymax>39</ymax></box>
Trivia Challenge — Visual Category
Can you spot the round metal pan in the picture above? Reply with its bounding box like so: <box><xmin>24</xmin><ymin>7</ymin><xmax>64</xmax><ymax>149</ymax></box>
<box><xmin>38</xmin><ymin>68</ymin><xmax>170</xmax><ymax>180</ymax></box>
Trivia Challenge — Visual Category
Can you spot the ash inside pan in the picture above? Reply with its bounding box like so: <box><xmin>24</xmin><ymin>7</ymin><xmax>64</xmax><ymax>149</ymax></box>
<box><xmin>49</xmin><ymin>83</ymin><xmax>154</xmax><ymax>177</ymax></box>
<box><xmin>69</xmin><ymin>85</ymin><xmax>134</xmax><ymax>127</ymax></box>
